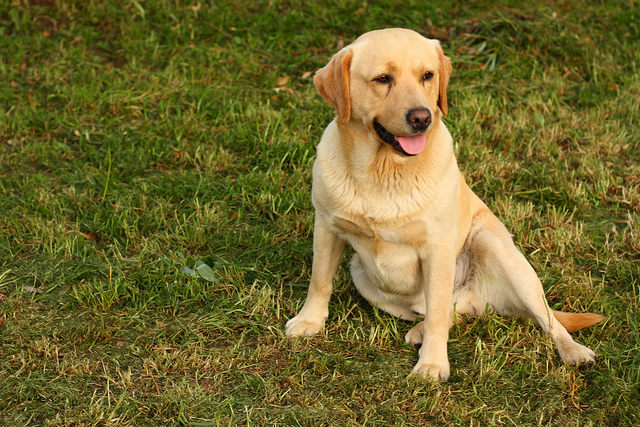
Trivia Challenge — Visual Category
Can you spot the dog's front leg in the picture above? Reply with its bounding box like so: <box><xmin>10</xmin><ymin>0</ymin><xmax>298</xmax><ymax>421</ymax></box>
<box><xmin>285</xmin><ymin>215</ymin><xmax>346</xmax><ymax>337</ymax></box>
<box><xmin>412</xmin><ymin>249</ymin><xmax>456</xmax><ymax>381</ymax></box>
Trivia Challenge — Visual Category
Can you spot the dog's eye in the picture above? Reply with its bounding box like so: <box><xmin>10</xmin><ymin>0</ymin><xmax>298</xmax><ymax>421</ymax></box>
<box><xmin>422</xmin><ymin>72</ymin><xmax>434</xmax><ymax>81</ymax></box>
<box><xmin>374</xmin><ymin>75</ymin><xmax>391</xmax><ymax>84</ymax></box>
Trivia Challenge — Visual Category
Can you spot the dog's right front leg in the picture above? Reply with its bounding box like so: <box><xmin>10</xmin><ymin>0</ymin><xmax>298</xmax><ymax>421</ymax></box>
<box><xmin>285</xmin><ymin>215</ymin><xmax>346</xmax><ymax>337</ymax></box>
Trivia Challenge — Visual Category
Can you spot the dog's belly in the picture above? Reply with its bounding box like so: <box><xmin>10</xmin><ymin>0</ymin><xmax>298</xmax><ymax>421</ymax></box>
<box><xmin>331</xmin><ymin>215</ymin><xmax>424</xmax><ymax>296</ymax></box>
<box><xmin>356</xmin><ymin>241</ymin><xmax>421</xmax><ymax>295</ymax></box>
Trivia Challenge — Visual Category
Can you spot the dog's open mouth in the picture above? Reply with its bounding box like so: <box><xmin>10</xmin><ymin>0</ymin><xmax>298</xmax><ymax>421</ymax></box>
<box><xmin>374</xmin><ymin>122</ymin><xmax>427</xmax><ymax>156</ymax></box>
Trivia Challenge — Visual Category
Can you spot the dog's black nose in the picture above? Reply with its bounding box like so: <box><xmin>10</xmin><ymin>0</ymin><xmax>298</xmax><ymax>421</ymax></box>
<box><xmin>406</xmin><ymin>108</ymin><xmax>432</xmax><ymax>131</ymax></box>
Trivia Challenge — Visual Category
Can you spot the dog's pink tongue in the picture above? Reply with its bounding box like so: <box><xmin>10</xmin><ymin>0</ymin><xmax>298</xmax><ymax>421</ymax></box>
<box><xmin>396</xmin><ymin>134</ymin><xmax>426</xmax><ymax>155</ymax></box>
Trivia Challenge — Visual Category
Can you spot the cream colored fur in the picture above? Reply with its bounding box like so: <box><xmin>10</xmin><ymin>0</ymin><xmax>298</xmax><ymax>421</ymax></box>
<box><xmin>285</xmin><ymin>28</ymin><xmax>604</xmax><ymax>381</ymax></box>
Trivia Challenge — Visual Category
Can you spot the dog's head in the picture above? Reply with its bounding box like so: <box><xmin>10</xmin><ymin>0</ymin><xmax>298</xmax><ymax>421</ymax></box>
<box><xmin>314</xmin><ymin>28</ymin><xmax>452</xmax><ymax>156</ymax></box>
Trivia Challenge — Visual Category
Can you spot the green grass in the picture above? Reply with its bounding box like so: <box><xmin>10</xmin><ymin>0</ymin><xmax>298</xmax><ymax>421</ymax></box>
<box><xmin>1</xmin><ymin>0</ymin><xmax>639</xmax><ymax>425</ymax></box>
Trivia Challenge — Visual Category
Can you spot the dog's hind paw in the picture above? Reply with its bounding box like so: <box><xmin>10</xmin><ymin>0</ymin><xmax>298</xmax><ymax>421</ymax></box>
<box><xmin>557</xmin><ymin>340</ymin><xmax>596</xmax><ymax>365</ymax></box>
<box><xmin>404</xmin><ymin>321</ymin><xmax>424</xmax><ymax>345</ymax></box>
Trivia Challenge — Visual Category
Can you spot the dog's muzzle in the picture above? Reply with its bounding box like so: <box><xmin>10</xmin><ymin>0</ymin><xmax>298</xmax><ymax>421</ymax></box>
<box><xmin>374</xmin><ymin>121</ymin><xmax>427</xmax><ymax>156</ymax></box>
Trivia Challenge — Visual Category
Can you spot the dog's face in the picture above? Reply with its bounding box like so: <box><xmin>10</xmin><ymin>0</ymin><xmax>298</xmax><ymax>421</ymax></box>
<box><xmin>315</xmin><ymin>29</ymin><xmax>452</xmax><ymax>156</ymax></box>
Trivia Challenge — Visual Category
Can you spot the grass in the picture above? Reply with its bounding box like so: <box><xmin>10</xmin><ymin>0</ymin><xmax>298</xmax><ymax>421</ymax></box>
<box><xmin>1</xmin><ymin>0</ymin><xmax>639</xmax><ymax>425</ymax></box>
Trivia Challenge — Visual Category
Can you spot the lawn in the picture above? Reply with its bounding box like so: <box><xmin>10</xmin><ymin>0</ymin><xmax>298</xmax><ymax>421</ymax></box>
<box><xmin>1</xmin><ymin>0</ymin><xmax>639</xmax><ymax>425</ymax></box>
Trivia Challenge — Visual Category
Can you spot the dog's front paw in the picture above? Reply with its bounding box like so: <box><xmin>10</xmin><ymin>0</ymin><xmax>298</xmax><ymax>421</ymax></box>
<box><xmin>411</xmin><ymin>338</ymin><xmax>450</xmax><ymax>381</ymax></box>
<box><xmin>285</xmin><ymin>315</ymin><xmax>325</xmax><ymax>337</ymax></box>
<box><xmin>557</xmin><ymin>340</ymin><xmax>596</xmax><ymax>365</ymax></box>
<box><xmin>412</xmin><ymin>360</ymin><xmax>450</xmax><ymax>381</ymax></box>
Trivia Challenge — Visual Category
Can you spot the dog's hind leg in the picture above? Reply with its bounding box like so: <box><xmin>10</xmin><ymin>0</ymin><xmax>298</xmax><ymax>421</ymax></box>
<box><xmin>468</xmin><ymin>216</ymin><xmax>601</xmax><ymax>365</ymax></box>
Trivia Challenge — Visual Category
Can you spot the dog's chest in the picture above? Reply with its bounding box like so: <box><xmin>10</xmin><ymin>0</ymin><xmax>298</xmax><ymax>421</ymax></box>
<box><xmin>330</xmin><ymin>213</ymin><xmax>428</xmax><ymax>247</ymax></box>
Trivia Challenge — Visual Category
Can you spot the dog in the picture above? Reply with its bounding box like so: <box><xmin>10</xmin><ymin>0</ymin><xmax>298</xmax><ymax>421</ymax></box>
<box><xmin>285</xmin><ymin>28</ymin><xmax>605</xmax><ymax>380</ymax></box>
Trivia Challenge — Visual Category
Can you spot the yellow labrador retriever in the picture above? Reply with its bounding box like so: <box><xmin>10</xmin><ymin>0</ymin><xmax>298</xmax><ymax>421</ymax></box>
<box><xmin>285</xmin><ymin>28</ymin><xmax>604</xmax><ymax>380</ymax></box>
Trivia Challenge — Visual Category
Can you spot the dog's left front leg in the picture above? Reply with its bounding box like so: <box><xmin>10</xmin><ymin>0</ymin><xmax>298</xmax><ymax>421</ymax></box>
<box><xmin>412</xmin><ymin>249</ymin><xmax>456</xmax><ymax>381</ymax></box>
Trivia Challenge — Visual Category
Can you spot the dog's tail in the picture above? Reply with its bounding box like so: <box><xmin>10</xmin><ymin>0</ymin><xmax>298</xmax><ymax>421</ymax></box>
<box><xmin>552</xmin><ymin>310</ymin><xmax>606</xmax><ymax>333</ymax></box>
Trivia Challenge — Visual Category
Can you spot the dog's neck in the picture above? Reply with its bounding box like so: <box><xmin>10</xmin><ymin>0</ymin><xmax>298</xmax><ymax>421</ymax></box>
<box><xmin>335</xmin><ymin>119</ymin><xmax>454</xmax><ymax>193</ymax></box>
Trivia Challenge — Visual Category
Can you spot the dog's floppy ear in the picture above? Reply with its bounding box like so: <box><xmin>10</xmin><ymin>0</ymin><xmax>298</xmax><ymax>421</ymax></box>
<box><xmin>314</xmin><ymin>48</ymin><xmax>354</xmax><ymax>124</ymax></box>
<box><xmin>434</xmin><ymin>41</ymin><xmax>452</xmax><ymax>117</ymax></box>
